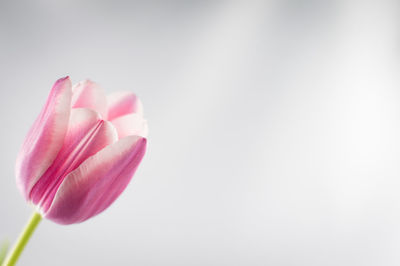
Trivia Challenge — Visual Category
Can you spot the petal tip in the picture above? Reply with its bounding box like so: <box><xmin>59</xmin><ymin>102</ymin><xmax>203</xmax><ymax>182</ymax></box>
<box><xmin>58</xmin><ymin>76</ymin><xmax>70</xmax><ymax>82</ymax></box>
<box><xmin>54</xmin><ymin>76</ymin><xmax>72</xmax><ymax>89</ymax></box>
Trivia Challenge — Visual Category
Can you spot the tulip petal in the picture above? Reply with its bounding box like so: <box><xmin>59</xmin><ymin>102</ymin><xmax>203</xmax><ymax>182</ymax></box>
<box><xmin>111</xmin><ymin>113</ymin><xmax>148</xmax><ymax>139</ymax></box>
<box><xmin>30</xmin><ymin>108</ymin><xmax>118</xmax><ymax>212</ymax></box>
<box><xmin>16</xmin><ymin>77</ymin><xmax>72</xmax><ymax>200</ymax></box>
<box><xmin>46</xmin><ymin>136</ymin><xmax>147</xmax><ymax>224</ymax></box>
<box><xmin>106</xmin><ymin>91</ymin><xmax>143</xmax><ymax>121</ymax></box>
<box><xmin>72</xmin><ymin>80</ymin><xmax>107</xmax><ymax>118</ymax></box>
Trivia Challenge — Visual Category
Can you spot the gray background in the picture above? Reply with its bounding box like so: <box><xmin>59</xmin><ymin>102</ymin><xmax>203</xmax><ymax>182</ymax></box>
<box><xmin>1</xmin><ymin>0</ymin><xmax>400</xmax><ymax>265</ymax></box>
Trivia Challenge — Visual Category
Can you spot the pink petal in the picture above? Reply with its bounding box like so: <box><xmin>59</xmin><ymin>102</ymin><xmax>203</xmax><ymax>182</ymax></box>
<box><xmin>16</xmin><ymin>77</ymin><xmax>72</xmax><ymax>200</ymax></box>
<box><xmin>45</xmin><ymin>136</ymin><xmax>147</xmax><ymax>224</ymax></box>
<box><xmin>106</xmin><ymin>91</ymin><xmax>143</xmax><ymax>121</ymax></box>
<box><xmin>110</xmin><ymin>113</ymin><xmax>148</xmax><ymax>139</ymax></box>
<box><xmin>72</xmin><ymin>80</ymin><xmax>107</xmax><ymax>118</ymax></box>
<box><xmin>30</xmin><ymin>108</ymin><xmax>118</xmax><ymax>212</ymax></box>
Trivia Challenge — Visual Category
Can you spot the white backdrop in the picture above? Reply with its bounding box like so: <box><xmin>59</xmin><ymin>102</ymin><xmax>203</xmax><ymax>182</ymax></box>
<box><xmin>1</xmin><ymin>1</ymin><xmax>400</xmax><ymax>265</ymax></box>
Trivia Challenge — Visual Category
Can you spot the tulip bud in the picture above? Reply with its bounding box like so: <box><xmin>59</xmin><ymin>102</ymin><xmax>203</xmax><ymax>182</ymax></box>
<box><xmin>16</xmin><ymin>77</ymin><xmax>147</xmax><ymax>224</ymax></box>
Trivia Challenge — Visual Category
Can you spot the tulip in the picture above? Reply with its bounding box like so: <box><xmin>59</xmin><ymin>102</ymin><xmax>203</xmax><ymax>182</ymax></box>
<box><xmin>16</xmin><ymin>77</ymin><xmax>148</xmax><ymax>224</ymax></box>
<box><xmin>2</xmin><ymin>76</ymin><xmax>147</xmax><ymax>266</ymax></box>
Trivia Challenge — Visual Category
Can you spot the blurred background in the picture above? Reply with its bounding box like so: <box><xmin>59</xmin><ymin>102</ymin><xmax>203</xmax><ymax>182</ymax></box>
<box><xmin>0</xmin><ymin>0</ymin><xmax>400</xmax><ymax>265</ymax></box>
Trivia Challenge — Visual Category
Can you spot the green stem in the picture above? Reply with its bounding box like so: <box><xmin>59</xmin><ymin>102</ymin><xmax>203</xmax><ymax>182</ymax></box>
<box><xmin>2</xmin><ymin>211</ymin><xmax>42</xmax><ymax>266</ymax></box>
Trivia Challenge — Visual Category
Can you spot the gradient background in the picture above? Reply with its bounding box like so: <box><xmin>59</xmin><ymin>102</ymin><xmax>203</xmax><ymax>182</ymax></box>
<box><xmin>1</xmin><ymin>1</ymin><xmax>400</xmax><ymax>265</ymax></box>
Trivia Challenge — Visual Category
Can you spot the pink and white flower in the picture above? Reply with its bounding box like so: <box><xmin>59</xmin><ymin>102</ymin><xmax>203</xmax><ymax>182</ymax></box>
<box><xmin>15</xmin><ymin>77</ymin><xmax>147</xmax><ymax>225</ymax></box>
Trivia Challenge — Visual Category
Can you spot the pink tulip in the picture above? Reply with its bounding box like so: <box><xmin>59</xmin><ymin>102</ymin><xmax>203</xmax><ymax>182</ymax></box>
<box><xmin>15</xmin><ymin>77</ymin><xmax>148</xmax><ymax>225</ymax></box>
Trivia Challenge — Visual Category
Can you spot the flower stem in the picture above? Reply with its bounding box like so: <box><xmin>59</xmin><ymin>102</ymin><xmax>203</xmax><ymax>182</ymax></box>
<box><xmin>2</xmin><ymin>211</ymin><xmax>42</xmax><ymax>266</ymax></box>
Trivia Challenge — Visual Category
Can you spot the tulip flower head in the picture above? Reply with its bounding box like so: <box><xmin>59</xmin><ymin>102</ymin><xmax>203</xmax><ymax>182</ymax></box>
<box><xmin>15</xmin><ymin>77</ymin><xmax>147</xmax><ymax>225</ymax></box>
